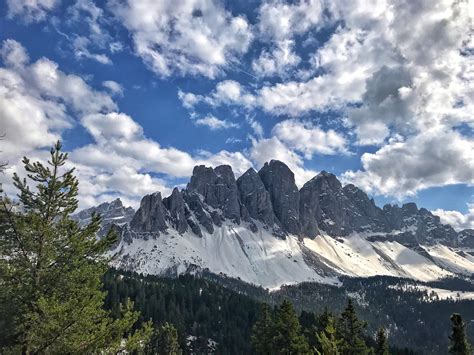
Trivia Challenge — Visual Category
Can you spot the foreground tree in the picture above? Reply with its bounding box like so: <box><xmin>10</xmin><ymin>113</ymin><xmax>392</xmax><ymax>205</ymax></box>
<box><xmin>147</xmin><ymin>322</ymin><xmax>181</xmax><ymax>355</ymax></box>
<box><xmin>316</xmin><ymin>315</ymin><xmax>341</xmax><ymax>355</ymax></box>
<box><xmin>338</xmin><ymin>299</ymin><xmax>370</xmax><ymax>355</ymax></box>
<box><xmin>0</xmin><ymin>142</ymin><xmax>152</xmax><ymax>353</ymax></box>
<box><xmin>272</xmin><ymin>299</ymin><xmax>310</xmax><ymax>354</ymax></box>
<box><xmin>449</xmin><ymin>313</ymin><xmax>471</xmax><ymax>355</ymax></box>
<box><xmin>251</xmin><ymin>303</ymin><xmax>274</xmax><ymax>355</ymax></box>
<box><xmin>374</xmin><ymin>327</ymin><xmax>389</xmax><ymax>355</ymax></box>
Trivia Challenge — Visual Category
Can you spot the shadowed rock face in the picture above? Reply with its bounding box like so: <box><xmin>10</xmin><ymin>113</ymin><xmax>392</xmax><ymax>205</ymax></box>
<box><xmin>258</xmin><ymin>160</ymin><xmax>301</xmax><ymax>236</ymax></box>
<box><xmin>237</xmin><ymin>168</ymin><xmax>277</xmax><ymax>228</ymax></box>
<box><xmin>81</xmin><ymin>160</ymin><xmax>469</xmax><ymax>247</ymax></box>
<box><xmin>162</xmin><ymin>188</ymin><xmax>188</xmax><ymax>234</ymax></box>
<box><xmin>130</xmin><ymin>192</ymin><xmax>167</xmax><ymax>233</ymax></box>
<box><xmin>187</xmin><ymin>165</ymin><xmax>242</xmax><ymax>223</ymax></box>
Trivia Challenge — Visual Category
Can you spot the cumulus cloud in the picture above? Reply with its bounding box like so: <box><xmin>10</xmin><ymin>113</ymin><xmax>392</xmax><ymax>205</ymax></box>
<box><xmin>0</xmin><ymin>40</ymin><xmax>254</xmax><ymax>209</ymax></box>
<box><xmin>252</xmin><ymin>40</ymin><xmax>301</xmax><ymax>78</ymax></box>
<box><xmin>183</xmin><ymin>0</ymin><xmax>473</xmax><ymax>199</ymax></box>
<box><xmin>272</xmin><ymin>119</ymin><xmax>348</xmax><ymax>157</ymax></box>
<box><xmin>178</xmin><ymin>80</ymin><xmax>255</xmax><ymax>109</ymax></box>
<box><xmin>0</xmin><ymin>39</ymin><xmax>115</xmax><ymax>157</ymax></box>
<box><xmin>252</xmin><ymin>0</ymin><xmax>326</xmax><ymax>77</ymax></box>
<box><xmin>432</xmin><ymin>204</ymin><xmax>474</xmax><ymax>232</ymax></box>
<box><xmin>342</xmin><ymin>129</ymin><xmax>474</xmax><ymax>197</ymax></box>
<box><xmin>110</xmin><ymin>0</ymin><xmax>253</xmax><ymax>78</ymax></box>
<box><xmin>194</xmin><ymin>115</ymin><xmax>239</xmax><ymax>130</ymax></box>
<box><xmin>6</xmin><ymin>0</ymin><xmax>59</xmax><ymax>23</ymax></box>
<box><xmin>102</xmin><ymin>80</ymin><xmax>123</xmax><ymax>96</ymax></box>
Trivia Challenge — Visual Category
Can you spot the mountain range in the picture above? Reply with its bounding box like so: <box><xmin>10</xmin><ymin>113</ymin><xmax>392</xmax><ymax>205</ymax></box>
<box><xmin>75</xmin><ymin>160</ymin><xmax>474</xmax><ymax>289</ymax></box>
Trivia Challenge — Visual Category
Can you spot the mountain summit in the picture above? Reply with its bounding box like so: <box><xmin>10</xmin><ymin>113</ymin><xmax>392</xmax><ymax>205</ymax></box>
<box><xmin>81</xmin><ymin>160</ymin><xmax>474</xmax><ymax>289</ymax></box>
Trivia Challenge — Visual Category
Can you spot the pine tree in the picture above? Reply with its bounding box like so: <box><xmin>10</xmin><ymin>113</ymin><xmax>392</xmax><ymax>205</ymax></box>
<box><xmin>272</xmin><ymin>299</ymin><xmax>310</xmax><ymax>355</ymax></box>
<box><xmin>449</xmin><ymin>313</ymin><xmax>471</xmax><ymax>355</ymax></box>
<box><xmin>147</xmin><ymin>322</ymin><xmax>182</xmax><ymax>355</ymax></box>
<box><xmin>316</xmin><ymin>315</ymin><xmax>342</xmax><ymax>355</ymax></box>
<box><xmin>375</xmin><ymin>327</ymin><xmax>389</xmax><ymax>355</ymax></box>
<box><xmin>338</xmin><ymin>299</ymin><xmax>370</xmax><ymax>355</ymax></box>
<box><xmin>0</xmin><ymin>142</ymin><xmax>152</xmax><ymax>353</ymax></box>
<box><xmin>251</xmin><ymin>303</ymin><xmax>274</xmax><ymax>355</ymax></box>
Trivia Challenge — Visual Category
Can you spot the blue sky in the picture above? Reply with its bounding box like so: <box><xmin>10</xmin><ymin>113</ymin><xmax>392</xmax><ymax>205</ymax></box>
<box><xmin>0</xmin><ymin>0</ymin><xmax>473</xmax><ymax>230</ymax></box>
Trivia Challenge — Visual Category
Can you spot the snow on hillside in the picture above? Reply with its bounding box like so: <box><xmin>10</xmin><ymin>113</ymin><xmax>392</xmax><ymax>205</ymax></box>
<box><xmin>303</xmin><ymin>235</ymin><xmax>451</xmax><ymax>281</ymax></box>
<box><xmin>422</xmin><ymin>244</ymin><xmax>474</xmax><ymax>275</ymax></box>
<box><xmin>112</xmin><ymin>222</ymin><xmax>474</xmax><ymax>289</ymax></box>
<box><xmin>113</xmin><ymin>222</ymin><xmax>337</xmax><ymax>290</ymax></box>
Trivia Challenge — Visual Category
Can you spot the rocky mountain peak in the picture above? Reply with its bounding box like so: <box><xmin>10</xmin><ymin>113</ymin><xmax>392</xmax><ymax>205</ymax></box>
<box><xmin>130</xmin><ymin>192</ymin><xmax>167</xmax><ymax>233</ymax></box>
<box><xmin>258</xmin><ymin>160</ymin><xmax>301</xmax><ymax>236</ymax></box>
<box><xmin>236</xmin><ymin>167</ymin><xmax>279</xmax><ymax>231</ymax></box>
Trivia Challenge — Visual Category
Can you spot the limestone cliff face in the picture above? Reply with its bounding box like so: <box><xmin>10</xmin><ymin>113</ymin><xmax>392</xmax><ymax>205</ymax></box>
<box><xmin>80</xmin><ymin>160</ymin><xmax>467</xmax><ymax>247</ymax></box>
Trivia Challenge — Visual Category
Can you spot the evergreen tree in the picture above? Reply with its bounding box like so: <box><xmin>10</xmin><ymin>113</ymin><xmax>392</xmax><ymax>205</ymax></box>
<box><xmin>147</xmin><ymin>322</ymin><xmax>182</xmax><ymax>355</ymax></box>
<box><xmin>272</xmin><ymin>299</ymin><xmax>310</xmax><ymax>354</ymax></box>
<box><xmin>0</xmin><ymin>142</ymin><xmax>152</xmax><ymax>353</ymax></box>
<box><xmin>251</xmin><ymin>303</ymin><xmax>274</xmax><ymax>355</ymax></box>
<box><xmin>316</xmin><ymin>315</ymin><xmax>341</xmax><ymax>355</ymax></box>
<box><xmin>338</xmin><ymin>299</ymin><xmax>370</xmax><ymax>355</ymax></box>
<box><xmin>449</xmin><ymin>313</ymin><xmax>471</xmax><ymax>355</ymax></box>
<box><xmin>375</xmin><ymin>327</ymin><xmax>389</xmax><ymax>355</ymax></box>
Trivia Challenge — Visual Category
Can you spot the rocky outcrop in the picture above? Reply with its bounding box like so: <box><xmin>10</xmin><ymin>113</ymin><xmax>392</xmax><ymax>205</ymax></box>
<box><xmin>383</xmin><ymin>203</ymin><xmax>458</xmax><ymax>245</ymax></box>
<box><xmin>237</xmin><ymin>168</ymin><xmax>278</xmax><ymax>228</ymax></box>
<box><xmin>162</xmin><ymin>188</ymin><xmax>188</xmax><ymax>234</ymax></box>
<box><xmin>73</xmin><ymin>198</ymin><xmax>135</xmax><ymax>237</ymax></box>
<box><xmin>258</xmin><ymin>160</ymin><xmax>301</xmax><ymax>236</ymax></box>
<box><xmin>187</xmin><ymin>165</ymin><xmax>242</xmax><ymax>223</ymax></box>
<box><xmin>300</xmin><ymin>172</ymin><xmax>388</xmax><ymax>237</ymax></box>
<box><xmin>130</xmin><ymin>192</ymin><xmax>167</xmax><ymax>233</ymax></box>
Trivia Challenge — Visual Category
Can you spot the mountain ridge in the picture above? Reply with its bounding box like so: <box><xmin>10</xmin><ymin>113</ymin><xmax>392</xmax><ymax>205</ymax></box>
<box><xmin>75</xmin><ymin>159</ymin><xmax>474</xmax><ymax>289</ymax></box>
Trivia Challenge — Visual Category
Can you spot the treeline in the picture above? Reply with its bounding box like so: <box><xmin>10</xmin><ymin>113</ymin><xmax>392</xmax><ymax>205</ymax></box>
<box><xmin>103</xmin><ymin>270</ymin><xmax>472</xmax><ymax>354</ymax></box>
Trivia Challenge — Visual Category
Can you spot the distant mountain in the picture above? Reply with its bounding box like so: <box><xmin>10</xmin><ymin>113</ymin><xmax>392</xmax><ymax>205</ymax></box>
<box><xmin>73</xmin><ymin>198</ymin><xmax>135</xmax><ymax>237</ymax></box>
<box><xmin>76</xmin><ymin>160</ymin><xmax>474</xmax><ymax>289</ymax></box>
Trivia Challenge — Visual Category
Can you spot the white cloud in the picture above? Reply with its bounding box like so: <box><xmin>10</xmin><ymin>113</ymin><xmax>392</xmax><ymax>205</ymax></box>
<box><xmin>178</xmin><ymin>80</ymin><xmax>255</xmax><ymax>109</ymax></box>
<box><xmin>272</xmin><ymin>119</ymin><xmax>348</xmax><ymax>157</ymax></box>
<box><xmin>0</xmin><ymin>40</ymin><xmax>255</xmax><ymax>209</ymax></box>
<box><xmin>257</xmin><ymin>0</ymin><xmax>325</xmax><ymax>41</ymax></box>
<box><xmin>102</xmin><ymin>80</ymin><xmax>123</xmax><ymax>96</ymax></box>
<box><xmin>253</xmin><ymin>0</ymin><xmax>325</xmax><ymax>77</ymax></box>
<box><xmin>342</xmin><ymin>128</ymin><xmax>474</xmax><ymax>197</ymax></box>
<box><xmin>72</xmin><ymin>36</ymin><xmax>112</xmax><ymax>65</ymax></box>
<box><xmin>110</xmin><ymin>0</ymin><xmax>253</xmax><ymax>78</ymax></box>
<box><xmin>194</xmin><ymin>115</ymin><xmax>239</xmax><ymax>130</ymax></box>
<box><xmin>183</xmin><ymin>0</ymin><xmax>474</xmax><ymax>198</ymax></box>
<box><xmin>252</xmin><ymin>40</ymin><xmax>301</xmax><ymax>77</ymax></box>
<box><xmin>6</xmin><ymin>0</ymin><xmax>58</xmax><ymax>23</ymax></box>
<box><xmin>432</xmin><ymin>204</ymin><xmax>474</xmax><ymax>232</ymax></box>
<box><xmin>0</xmin><ymin>39</ymin><xmax>114</xmax><ymax>157</ymax></box>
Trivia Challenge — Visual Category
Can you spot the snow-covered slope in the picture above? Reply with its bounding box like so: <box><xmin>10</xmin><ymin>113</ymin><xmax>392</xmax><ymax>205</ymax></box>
<box><xmin>113</xmin><ymin>222</ymin><xmax>336</xmax><ymax>290</ymax></box>
<box><xmin>111</xmin><ymin>222</ymin><xmax>474</xmax><ymax>289</ymax></box>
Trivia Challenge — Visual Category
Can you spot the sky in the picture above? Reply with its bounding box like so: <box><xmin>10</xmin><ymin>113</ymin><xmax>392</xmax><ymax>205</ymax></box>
<box><xmin>0</xmin><ymin>0</ymin><xmax>473</xmax><ymax>231</ymax></box>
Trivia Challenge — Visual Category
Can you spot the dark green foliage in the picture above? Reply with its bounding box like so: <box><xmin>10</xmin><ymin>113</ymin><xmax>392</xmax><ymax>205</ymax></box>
<box><xmin>147</xmin><ymin>322</ymin><xmax>182</xmax><ymax>355</ymax></box>
<box><xmin>272</xmin><ymin>299</ymin><xmax>310</xmax><ymax>354</ymax></box>
<box><xmin>338</xmin><ymin>299</ymin><xmax>370</xmax><ymax>355</ymax></box>
<box><xmin>315</xmin><ymin>315</ymin><xmax>341</xmax><ymax>355</ymax></box>
<box><xmin>251</xmin><ymin>303</ymin><xmax>274</xmax><ymax>354</ymax></box>
<box><xmin>0</xmin><ymin>142</ymin><xmax>151</xmax><ymax>353</ymax></box>
<box><xmin>449</xmin><ymin>313</ymin><xmax>471</xmax><ymax>355</ymax></box>
<box><xmin>375</xmin><ymin>327</ymin><xmax>389</xmax><ymax>355</ymax></box>
<box><xmin>102</xmin><ymin>270</ymin><xmax>261</xmax><ymax>354</ymax></box>
<box><xmin>272</xmin><ymin>276</ymin><xmax>474</xmax><ymax>353</ymax></box>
